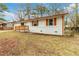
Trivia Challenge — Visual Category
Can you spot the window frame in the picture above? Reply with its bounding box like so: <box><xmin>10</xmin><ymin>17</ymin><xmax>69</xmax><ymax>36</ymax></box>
<box><xmin>48</xmin><ymin>19</ymin><xmax>53</xmax><ymax>26</ymax></box>
<box><xmin>32</xmin><ymin>20</ymin><xmax>38</xmax><ymax>26</ymax></box>
<box><xmin>21</xmin><ymin>22</ymin><xmax>24</xmax><ymax>26</ymax></box>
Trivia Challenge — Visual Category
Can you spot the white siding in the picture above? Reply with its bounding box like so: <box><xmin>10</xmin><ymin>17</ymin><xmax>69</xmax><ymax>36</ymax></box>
<box><xmin>7</xmin><ymin>23</ymin><xmax>13</xmax><ymax>27</ymax></box>
<box><xmin>25</xmin><ymin>16</ymin><xmax>63</xmax><ymax>35</ymax></box>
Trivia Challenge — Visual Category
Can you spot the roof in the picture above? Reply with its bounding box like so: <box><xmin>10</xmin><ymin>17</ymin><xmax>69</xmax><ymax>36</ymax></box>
<box><xmin>13</xmin><ymin>12</ymin><xmax>68</xmax><ymax>23</ymax></box>
<box><xmin>0</xmin><ymin>18</ymin><xmax>6</xmax><ymax>21</ymax></box>
<box><xmin>23</xmin><ymin>13</ymin><xmax>68</xmax><ymax>22</ymax></box>
<box><xmin>0</xmin><ymin>20</ymin><xmax>7</xmax><ymax>24</ymax></box>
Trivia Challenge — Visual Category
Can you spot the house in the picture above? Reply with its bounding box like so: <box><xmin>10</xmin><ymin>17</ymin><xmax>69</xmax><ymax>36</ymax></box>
<box><xmin>14</xmin><ymin>12</ymin><xmax>68</xmax><ymax>35</ymax></box>
<box><xmin>0</xmin><ymin>20</ymin><xmax>14</xmax><ymax>30</ymax></box>
<box><xmin>5</xmin><ymin>21</ymin><xmax>14</xmax><ymax>30</ymax></box>
<box><xmin>0</xmin><ymin>19</ymin><xmax>7</xmax><ymax>30</ymax></box>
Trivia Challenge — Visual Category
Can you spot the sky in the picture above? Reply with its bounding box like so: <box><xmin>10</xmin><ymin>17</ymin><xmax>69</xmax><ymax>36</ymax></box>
<box><xmin>1</xmin><ymin>3</ymin><xmax>74</xmax><ymax>22</ymax></box>
<box><xmin>5</xmin><ymin>3</ymin><xmax>70</xmax><ymax>12</ymax></box>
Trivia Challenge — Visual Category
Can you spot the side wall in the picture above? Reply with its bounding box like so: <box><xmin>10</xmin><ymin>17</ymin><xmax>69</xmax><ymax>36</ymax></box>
<box><xmin>14</xmin><ymin>22</ymin><xmax>21</xmax><ymax>30</ymax></box>
<box><xmin>25</xmin><ymin>16</ymin><xmax>63</xmax><ymax>35</ymax></box>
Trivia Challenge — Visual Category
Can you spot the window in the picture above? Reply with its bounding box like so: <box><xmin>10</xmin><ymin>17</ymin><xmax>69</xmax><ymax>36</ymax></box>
<box><xmin>32</xmin><ymin>20</ymin><xmax>38</xmax><ymax>26</ymax></box>
<box><xmin>2</xmin><ymin>23</ymin><xmax>6</xmax><ymax>27</ymax></box>
<box><xmin>21</xmin><ymin>22</ymin><xmax>24</xmax><ymax>26</ymax></box>
<box><xmin>48</xmin><ymin>19</ymin><xmax>53</xmax><ymax>26</ymax></box>
<box><xmin>46</xmin><ymin>18</ymin><xmax>57</xmax><ymax>26</ymax></box>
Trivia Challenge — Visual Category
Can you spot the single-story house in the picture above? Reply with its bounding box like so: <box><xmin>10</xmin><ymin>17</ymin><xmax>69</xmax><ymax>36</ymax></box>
<box><xmin>14</xmin><ymin>12</ymin><xmax>68</xmax><ymax>35</ymax></box>
<box><xmin>5</xmin><ymin>21</ymin><xmax>14</xmax><ymax>30</ymax></box>
<box><xmin>0</xmin><ymin>19</ymin><xmax>7</xmax><ymax>30</ymax></box>
<box><xmin>0</xmin><ymin>20</ymin><xmax>14</xmax><ymax>30</ymax></box>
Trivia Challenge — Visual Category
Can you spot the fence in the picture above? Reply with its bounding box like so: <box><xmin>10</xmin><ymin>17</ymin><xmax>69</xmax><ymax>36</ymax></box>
<box><xmin>0</xmin><ymin>27</ymin><xmax>13</xmax><ymax>30</ymax></box>
<box><xmin>15</xmin><ymin>26</ymin><xmax>29</xmax><ymax>32</ymax></box>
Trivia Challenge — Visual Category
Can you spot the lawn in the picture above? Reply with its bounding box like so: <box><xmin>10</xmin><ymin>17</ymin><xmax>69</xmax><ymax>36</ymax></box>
<box><xmin>0</xmin><ymin>31</ymin><xmax>79</xmax><ymax>56</ymax></box>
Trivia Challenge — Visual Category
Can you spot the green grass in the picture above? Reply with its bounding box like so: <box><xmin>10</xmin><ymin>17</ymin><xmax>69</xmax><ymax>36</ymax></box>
<box><xmin>0</xmin><ymin>31</ymin><xmax>78</xmax><ymax>56</ymax></box>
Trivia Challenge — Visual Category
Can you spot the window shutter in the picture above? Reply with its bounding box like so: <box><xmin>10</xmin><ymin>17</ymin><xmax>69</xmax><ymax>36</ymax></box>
<box><xmin>37</xmin><ymin>20</ymin><xmax>38</xmax><ymax>26</ymax></box>
<box><xmin>46</xmin><ymin>19</ymin><xmax>48</xmax><ymax>26</ymax></box>
<box><xmin>54</xmin><ymin>18</ymin><xmax>57</xmax><ymax>26</ymax></box>
<box><xmin>62</xmin><ymin>15</ymin><xmax>64</xmax><ymax>34</ymax></box>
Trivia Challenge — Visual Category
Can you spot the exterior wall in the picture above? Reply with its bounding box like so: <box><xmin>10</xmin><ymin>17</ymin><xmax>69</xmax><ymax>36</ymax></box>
<box><xmin>14</xmin><ymin>22</ymin><xmax>29</xmax><ymax>32</ymax></box>
<box><xmin>25</xmin><ymin>16</ymin><xmax>63</xmax><ymax>35</ymax></box>
<box><xmin>14</xmin><ymin>22</ymin><xmax>21</xmax><ymax>30</ymax></box>
<box><xmin>6</xmin><ymin>23</ymin><xmax>13</xmax><ymax>27</ymax></box>
<box><xmin>14</xmin><ymin>22</ymin><xmax>21</xmax><ymax>26</ymax></box>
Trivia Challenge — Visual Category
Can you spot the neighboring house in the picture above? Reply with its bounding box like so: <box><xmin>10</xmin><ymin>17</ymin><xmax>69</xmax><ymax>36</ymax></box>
<box><xmin>5</xmin><ymin>21</ymin><xmax>14</xmax><ymax>30</ymax></box>
<box><xmin>0</xmin><ymin>19</ymin><xmax>7</xmax><ymax>30</ymax></box>
<box><xmin>0</xmin><ymin>20</ymin><xmax>14</xmax><ymax>30</ymax></box>
<box><xmin>14</xmin><ymin>12</ymin><xmax>68</xmax><ymax>35</ymax></box>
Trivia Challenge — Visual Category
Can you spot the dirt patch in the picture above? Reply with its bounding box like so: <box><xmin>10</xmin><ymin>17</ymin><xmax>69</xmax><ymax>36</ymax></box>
<box><xmin>0</xmin><ymin>38</ymin><xmax>19</xmax><ymax>56</ymax></box>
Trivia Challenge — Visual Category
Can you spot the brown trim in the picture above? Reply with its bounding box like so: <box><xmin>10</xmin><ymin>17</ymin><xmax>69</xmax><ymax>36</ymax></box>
<box><xmin>62</xmin><ymin>15</ymin><xmax>64</xmax><ymax>35</ymax></box>
<box><xmin>54</xmin><ymin>18</ymin><xmax>57</xmax><ymax>26</ymax></box>
<box><xmin>46</xmin><ymin>19</ymin><xmax>48</xmax><ymax>26</ymax></box>
<box><xmin>37</xmin><ymin>20</ymin><xmax>38</xmax><ymax>26</ymax></box>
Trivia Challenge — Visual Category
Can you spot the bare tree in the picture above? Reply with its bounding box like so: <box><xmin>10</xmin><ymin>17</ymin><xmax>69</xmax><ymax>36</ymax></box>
<box><xmin>75</xmin><ymin>3</ymin><xmax>79</xmax><ymax>32</ymax></box>
<box><xmin>15</xmin><ymin>3</ymin><xmax>31</xmax><ymax>21</ymax></box>
<box><xmin>33</xmin><ymin>4</ymin><xmax>49</xmax><ymax>17</ymax></box>
<box><xmin>69</xmin><ymin>3</ymin><xmax>79</xmax><ymax>32</ymax></box>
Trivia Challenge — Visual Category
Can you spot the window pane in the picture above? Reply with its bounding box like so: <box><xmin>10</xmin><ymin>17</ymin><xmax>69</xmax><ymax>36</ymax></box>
<box><xmin>48</xmin><ymin>19</ymin><xmax>53</xmax><ymax>25</ymax></box>
<box><xmin>21</xmin><ymin>23</ymin><xmax>24</xmax><ymax>26</ymax></box>
<box><xmin>32</xmin><ymin>20</ymin><xmax>38</xmax><ymax>26</ymax></box>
